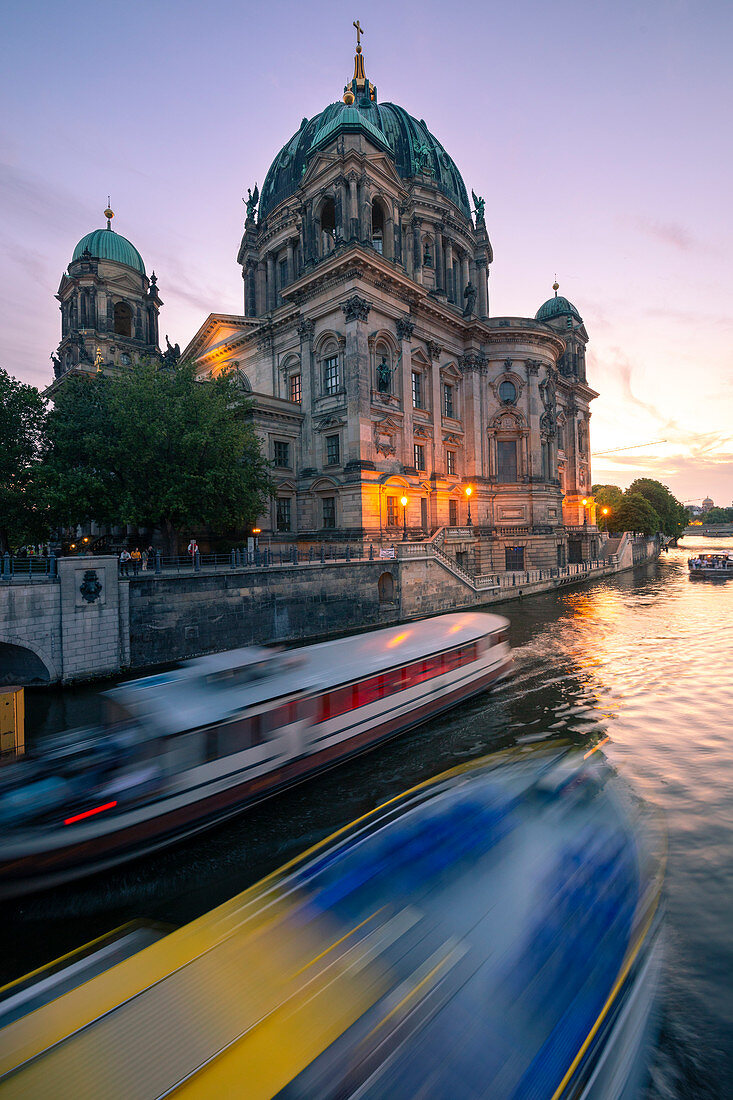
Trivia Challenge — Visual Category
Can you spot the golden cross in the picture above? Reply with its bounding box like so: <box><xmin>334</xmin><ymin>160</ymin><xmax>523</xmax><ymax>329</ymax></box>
<box><xmin>353</xmin><ymin>19</ymin><xmax>364</xmax><ymax>46</ymax></box>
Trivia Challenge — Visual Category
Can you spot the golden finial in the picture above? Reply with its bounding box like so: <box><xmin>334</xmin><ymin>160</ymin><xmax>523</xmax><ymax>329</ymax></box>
<box><xmin>352</xmin><ymin>19</ymin><xmax>366</xmax><ymax>86</ymax></box>
<box><xmin>104</xmin><ymin>198</ymin><xmax>114</xmax><ymax>230</ymax></box>
<box><xmin>94</xmin><ymin>347</ymin><xmax>104</xmax><ymax>372</ymax></box>
<box><xmin>552</xmin><ymin>274</ymin><xmax>559</xmax><ymax>296</ymax></box>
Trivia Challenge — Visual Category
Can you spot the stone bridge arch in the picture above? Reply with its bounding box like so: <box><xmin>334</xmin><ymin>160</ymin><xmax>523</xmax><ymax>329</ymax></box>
<box><xmin>0</xmin><ymin>637</ymin><xmax>59</xmax><ymax>686</ymax></box>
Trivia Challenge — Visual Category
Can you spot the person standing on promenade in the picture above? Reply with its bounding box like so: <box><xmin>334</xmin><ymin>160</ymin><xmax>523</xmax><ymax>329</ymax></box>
<box><xmin>130</xmin><ymin>547</ymin><xmax>142</xmax><ymax>576</ymax></box>
<box><xmin>119</xmin><ymin>549</ymin><xmax>131</xmax><ymax>577</ymax></box>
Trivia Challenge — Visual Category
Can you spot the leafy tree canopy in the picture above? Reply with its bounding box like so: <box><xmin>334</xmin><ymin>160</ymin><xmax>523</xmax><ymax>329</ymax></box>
<box><xmin>627</xmin><ymin>478</ymin><xmax>687</xmax><ymax>536</ymax></box>
<box><xmin>0</xmin><ymin>368</ymin><xmax>47</xmax><ymax>553</ymax></box>
<box><xmin>702</xmin><ymin>506</ymin><xmax>733</xmax><ymax>524</ymax></box>
<box><xmin>42</xmin><ymin>360</ymin><xmax>274</xmax><ymax>553</ymax></box>
<box><xmin>613</xmin><ymin>492</ymin><xmax>660</xmax><ymax>537</ymax></box>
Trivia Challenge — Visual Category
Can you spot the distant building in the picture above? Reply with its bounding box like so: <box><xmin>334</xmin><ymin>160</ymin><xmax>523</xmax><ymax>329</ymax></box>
<box><xmin>702</xmin><ymin>497</ymin><xmax>714</xmax><ymax>512</ymax></box>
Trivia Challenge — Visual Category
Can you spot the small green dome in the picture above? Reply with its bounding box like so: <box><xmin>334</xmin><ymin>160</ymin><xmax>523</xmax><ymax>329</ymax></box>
<box><xmin>72</xmin><ymin>228</ymin><xmax>146</xmax><ymax>275</ymax></box>
<box><xmin>259</xmin><ymin>100</ymin><xmax>471</xmax><ymax>221</ymax></box>
<box><xmin>536</xmin><ymin>294</ymin><xmax>582</xmax><ymax>324</ymax></box>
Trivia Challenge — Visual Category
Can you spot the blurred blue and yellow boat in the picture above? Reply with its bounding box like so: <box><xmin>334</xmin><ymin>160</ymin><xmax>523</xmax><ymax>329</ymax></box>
<box><xmin>0</xmin><ymin>746</ymin><xmax>664</xmax><ymax>1098</ymax></box>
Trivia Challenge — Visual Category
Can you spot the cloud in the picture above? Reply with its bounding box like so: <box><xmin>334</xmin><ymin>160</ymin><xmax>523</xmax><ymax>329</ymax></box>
<box><xmin>631</xmin><ymin>216</ymin><xmax>698</xmax><ymax>251</ymax></box>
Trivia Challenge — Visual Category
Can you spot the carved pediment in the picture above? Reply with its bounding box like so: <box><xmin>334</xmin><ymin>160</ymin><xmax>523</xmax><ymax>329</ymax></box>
<box><xmin>315</xmin><ymin>414</ymin><xmax>347</xmax><ymax>432</ymax></box>
<box><xmin>413</xmin><ymin>425</ymin><xmax>432</xmax><ymax>440</ymax></box>
<box><xmin>443</xmin><ymin>433</ymin><xmax>463</xmax><ymax>445</ymax></box>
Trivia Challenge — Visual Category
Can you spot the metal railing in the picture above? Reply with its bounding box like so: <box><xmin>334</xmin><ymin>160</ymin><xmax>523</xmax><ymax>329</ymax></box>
<box><xmin>0</xmin><ymin>555</ymin><xmax>58</xmax><ymax>583</ymax></box>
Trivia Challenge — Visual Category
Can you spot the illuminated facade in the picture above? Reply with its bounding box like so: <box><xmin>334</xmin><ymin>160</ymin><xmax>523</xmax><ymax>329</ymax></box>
<box><xmin>181</xmin><ymin>35</ymin><xmax>600</xmax><ymax>566</ymax></box>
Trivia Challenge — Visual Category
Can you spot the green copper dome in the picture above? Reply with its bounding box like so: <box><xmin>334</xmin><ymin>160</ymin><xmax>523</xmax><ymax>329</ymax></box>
<box><xmin>535</xmin><ymin>294</ymin><xmax>582</xmax><ymax>324</ymax></box>
<box><xmin>72</xmin><ymin>228</ymin><xmax>146</xmax><ymax>275</ymax></box>
<box><xmin>259</xmin><ymin>100</ymin><xmax>471</xmax><ymax>221</ymax></box>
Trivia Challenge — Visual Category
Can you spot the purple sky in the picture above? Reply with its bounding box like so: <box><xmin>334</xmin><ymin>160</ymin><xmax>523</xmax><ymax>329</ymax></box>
<box><xmin>3</xmin><ymin>0</ymin><xmax>731</xmax><ymax>505</ymax></box>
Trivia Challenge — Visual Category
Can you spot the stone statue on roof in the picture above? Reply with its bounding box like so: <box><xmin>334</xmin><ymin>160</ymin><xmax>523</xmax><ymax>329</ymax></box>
<box><xmin>244</xmin><ymin>184</ymin><xmax>259</xmax><ymax>222</ymax></box>
<box><xmin>472</xmin><ymin>190</ymin><xmax>485</xmax><ymax>225</ymax></box>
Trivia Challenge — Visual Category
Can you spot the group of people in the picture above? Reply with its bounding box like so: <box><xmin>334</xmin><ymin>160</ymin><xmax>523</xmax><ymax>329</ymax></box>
<box><xmin>119</xmin><ymin>546</ymin><xmax>155</xmax><ymax>576</ymax></box>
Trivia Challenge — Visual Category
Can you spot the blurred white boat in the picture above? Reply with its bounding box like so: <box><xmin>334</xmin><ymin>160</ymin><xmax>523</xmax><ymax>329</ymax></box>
<box><xmin>0</xmin><ymin>612</ymin><xmax>510</xmax><ymax>896</ymax></box>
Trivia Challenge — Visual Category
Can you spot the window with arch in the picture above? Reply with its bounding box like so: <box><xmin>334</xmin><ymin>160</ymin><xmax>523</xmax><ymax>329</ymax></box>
<box><xmin>323</xmin><ymin>353</ymin><xmax>339</xmax><ymax>396</ymax></box>
<box><xmin>113</xmin><ymin>302</ymin><xmax>132</xmax><ymax>338</ymax></box>
<box><xmin>371</xmin><ymin>200</ymin><xmax>385</xmax><ymax>254</ymax></box>
<box><xmin>499</xmin><ymin>379</ymin><xmax>517</xmax><ymax>405</ymax></box>
<box><xmin>320</xmin><ymin>198</ymin><xmax>336</xmax><ymax>255</ymax></box>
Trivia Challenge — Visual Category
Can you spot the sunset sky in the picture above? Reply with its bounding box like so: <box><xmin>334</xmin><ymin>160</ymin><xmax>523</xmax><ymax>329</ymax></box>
<box><xmin>2</xmin><ymin>0</ymin><xmax>731</xmax><ymax>505</ymax></box>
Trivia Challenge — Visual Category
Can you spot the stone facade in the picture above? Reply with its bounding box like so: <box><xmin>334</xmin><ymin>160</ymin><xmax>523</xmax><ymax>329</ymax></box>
<box><xmin>183</xmin><ymin>40</ymin><xmax>599</xmax><ymax>570</ymax></box>
<box><xmin>49</xmin><ymin>209</ymin><xmax>163</xmax><ymax>390</ymax></box>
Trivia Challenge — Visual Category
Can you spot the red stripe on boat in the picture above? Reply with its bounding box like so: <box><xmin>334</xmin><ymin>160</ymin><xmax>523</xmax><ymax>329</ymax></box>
<box><xmin>64</xmin><ymin>801</ymin><xmax>118</xmax><ymax>825</ymax></box>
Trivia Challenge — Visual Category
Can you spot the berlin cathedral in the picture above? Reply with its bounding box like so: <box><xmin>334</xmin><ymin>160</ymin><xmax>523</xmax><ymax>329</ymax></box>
<box><xmin>50</xmin><ymin>29</ymin><xmax>600</xmax><ymax>570</ymax></box>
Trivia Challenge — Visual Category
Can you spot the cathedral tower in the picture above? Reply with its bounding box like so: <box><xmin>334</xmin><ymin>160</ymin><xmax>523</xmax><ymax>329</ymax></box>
<box><xmin>51</xmin><ymin>206</ymin><xmax>162</xmax><ymax>384</ymax></box>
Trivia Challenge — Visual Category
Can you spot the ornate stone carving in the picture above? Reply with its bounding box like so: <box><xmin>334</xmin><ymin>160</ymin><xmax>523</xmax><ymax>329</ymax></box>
<box><xmin>297</xmin><ymin>317</ymin><xmax>315</xmax><ymax>341</ymax></box>
<box><xmin>526</xmin><ymin>359</ymin><xmax>541</xmax><ymax>376</ymax></box>
<box><xmin>341</xmin><ymin>295</ymin><xmax>372</xmax><ymax>323</ymax></box>
<box><xmin>426</xmin><ymin>340</ymin><xmax>442</xmax><ymax>360</ymax></box>
<box><xmin>79</xmin><ymin>570</ymin><xmax>102</xmax><ymax>604</ymax></box>
<box><xmin>373</xmin><ymin>416</ymin><xmax>399</xmax><ymax>456</ymax></box>
<box><xmin>458</xmin><ymin>353</ymin><xmax>486</xmax><ymax>373</ymax></box>
<box><xmin>503</xmin><ymin>358</ymin><xmax>513</xmax><ymax>372</ymax></box>
<box><xmin>396</xmin><ymin>316</ymin><xmax>415</xmax><ymax>341</ymax></box>
<box><xmin>413</xmin><ymin>425</ymin><xmax>432</xmax><ymax>439</ymax></box>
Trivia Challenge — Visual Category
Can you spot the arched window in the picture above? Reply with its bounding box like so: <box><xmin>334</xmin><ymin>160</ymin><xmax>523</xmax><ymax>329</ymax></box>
<box><xmin>320</xmin><ymin>198</ymin><xmax>336</xmax><ymax>255</ymax></box>
<box><xmin>113</xmin><ymin>302</ymin><xmax>132</xmax><ymax>338</ymax></box>
<box><xmin>371</xmin><ymin>200</ymin><xmax>385</xmax><ymax>254</ymax></box>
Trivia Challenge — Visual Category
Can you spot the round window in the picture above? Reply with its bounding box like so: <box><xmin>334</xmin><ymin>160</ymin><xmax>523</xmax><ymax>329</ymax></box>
<box><xmin>499</xmin><ymin>380</ymin><xmax>517</xmax><ymax>404</ymax></box>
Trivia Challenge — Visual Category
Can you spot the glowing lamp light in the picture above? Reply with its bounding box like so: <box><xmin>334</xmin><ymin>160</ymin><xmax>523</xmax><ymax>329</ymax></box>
<box><xmin>252</xmin><ymin>528</ymin><xmax>261</xmax><ymax>536</ymax></box>
<box><xmin>602</xmin><ymin>507</ymin><xmax>609</xmax><ymax>515</ymax></box>
<box><xmin>465</xmin><ymin>485</ymin><xmax>472</xmax><ymax>497</ymax></box>
<box><xmin>582</xmin><ymin>498</ymin><xmax>588</xmax><ymax>506</ymax></box>
<box><xmin>400</xmin><ymin>495</ymin><xmax>408</xmax><ymax>507</ymax></box>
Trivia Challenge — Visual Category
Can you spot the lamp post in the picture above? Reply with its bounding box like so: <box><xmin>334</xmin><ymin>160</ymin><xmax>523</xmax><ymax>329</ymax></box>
<box><xmin>400</xmin><ymin>495</ymin><xmax>408</xmax><ymax>541</ymax></box>
<box><xmin>601</xmin><ymin>506</ymin><xmax>609</xmax><ymax>531</ymax></box>
<box><xmin>465</xmin><ymin>485</ymin><xmax>473</xmax><ymax>527</ymax></box>
<box><xmin>582</xmin><ymin>498</ymin><xmax>588</xmax><ymax>527</ymax></box>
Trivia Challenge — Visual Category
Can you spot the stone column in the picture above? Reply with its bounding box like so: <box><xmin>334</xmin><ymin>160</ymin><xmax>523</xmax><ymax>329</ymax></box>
<box><xmin>349</xmin><ymin>177</ymin><xmax>358</xmax><ymax>240</ymax></box>
<box><xmin>477</xmin><ymin>258</ymin><xmax>488</xmax><ymax>318</ymax></box>
<box><xmin>412</xmin><ymin>217</ymin><xmax>422</xmax><ymax>283</ymax></box>
<box><xmin>245</xmin><ymin>261</ymin><xmax>257</xmax><ymax>317</ymax></box>
<box><xmin>461</xmin><ymin>255</ymin><xmax>470</xmax><ymax>309</ymax></box>
<box><xmin>393</xmin><ymin>200</ymin><xmax>403</xmax><ymax>263</ymax></box>
<box><xmin>435</xmin><ymin>230</ymin><xmax>444</xmax><ymax>293</ymax></box>
<box><xmin>266</xmin><ymin>253</ymin><xmax>275</xmax><ymax>312</ymax></box>
<box><xmin>256</xmin><ymin>260</ymin><xmax>266</xmax><ymax>316</ymax></box>
<box><xmin>286</xmin><ymin>240</ymin><xmax>294</xmax><ymax>286</ymax></box>
<box><xmin>444</xmin><ymin>239</ymin><xmax>454</xmax><ymax>302</ymax></box>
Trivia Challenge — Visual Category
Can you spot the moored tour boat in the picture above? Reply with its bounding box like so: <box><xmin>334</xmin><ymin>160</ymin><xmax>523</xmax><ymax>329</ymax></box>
<box><xmin>0</xmin><ymin>612</ymin><xmax>510</xmax><ymax>897</ymax></box>
<box><xmin>0</xmin><ymin>746</ymin><xmax>665</xmax><ymax>1098</ymax></box>
<box><xmin>688</xmin><ymin>552</ymin><xmax>733</xmax><ymax>578</ymax></box>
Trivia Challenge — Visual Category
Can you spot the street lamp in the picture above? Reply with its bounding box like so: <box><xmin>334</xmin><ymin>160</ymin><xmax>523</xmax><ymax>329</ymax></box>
<box><xmin>465</xmin><ymin>485</ymin><xmax>473</xmax><ymax>527</ymax></box>
<box><xmin>400</xmin><ymin>495</ymin><xmax>408</xmax><ymax>541</ymax></box>
<box><xmin>582</xmin><ymin>497</ymin><xmax>588</xmax><ymax>527</ymax></box>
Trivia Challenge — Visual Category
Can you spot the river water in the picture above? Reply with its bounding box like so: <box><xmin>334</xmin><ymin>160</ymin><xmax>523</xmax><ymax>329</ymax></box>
<box><xmin>7</xmin><ymin>536</ymin><xmax>733</xmax><ymax>1097</ymax></box>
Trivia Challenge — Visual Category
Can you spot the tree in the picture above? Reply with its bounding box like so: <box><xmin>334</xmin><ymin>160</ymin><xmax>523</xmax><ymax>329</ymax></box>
<box><xmin>613</xmin><ymin>493</ymin><xmax>660</xmax><ymax>537</ymax></box>
<box><xmin>627</xmin><ymin>478</ymin><xmax>686</xmax><ymax>537</ymax></box>
<box><xmin>42</xmin><ymin>360</ymin><xmax>274</xmax><ymax>553</ymax></box>
<box><xmin>704</xmin><ymin>506</ymin><xmax>733</xmax><ymax>524</ymax></box>
<box><xmin>0</xmin><ymin>368</ymin><xmax>47</xmax><ymax>553</ymax></box>
<box><xmin>592</xmin><ymin>484</ymin><xmax>624</xmax><ymax>531</ymax></box>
